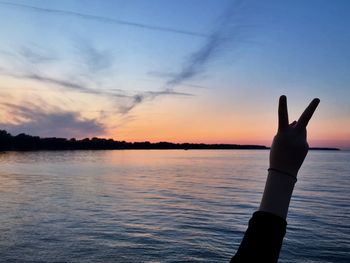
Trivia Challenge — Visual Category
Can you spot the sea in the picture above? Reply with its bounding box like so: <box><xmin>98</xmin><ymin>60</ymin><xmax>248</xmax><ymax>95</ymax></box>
<box><xmin>0</xmin><ymin>150</ymin><xmax>349</xmax><ymax>263</ymax></box>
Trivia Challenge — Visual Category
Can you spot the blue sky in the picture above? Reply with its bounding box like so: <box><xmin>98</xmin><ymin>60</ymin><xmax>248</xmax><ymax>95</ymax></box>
<box><xmin>0</xmin><ymin>0</ymin><xmax>349</xmax><ymax>148</ymax></box>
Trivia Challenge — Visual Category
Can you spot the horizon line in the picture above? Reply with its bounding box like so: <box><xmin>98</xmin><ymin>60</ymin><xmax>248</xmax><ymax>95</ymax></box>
<box><xmin>0</xmin><ymin>129</ymin><xmax>342</xmax><ymax>151</ymax></box>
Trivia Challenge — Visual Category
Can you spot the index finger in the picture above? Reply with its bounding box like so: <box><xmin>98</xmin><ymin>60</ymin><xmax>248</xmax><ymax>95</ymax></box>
<box><xmin>296</xmin><ymin>98</ymin><xmax>320</xmax><ymax>131</ymax></box>
<box><xmin>278</xmin><ymin>95</ymin><xmax>289</xmax><ymax>131</ymax></box>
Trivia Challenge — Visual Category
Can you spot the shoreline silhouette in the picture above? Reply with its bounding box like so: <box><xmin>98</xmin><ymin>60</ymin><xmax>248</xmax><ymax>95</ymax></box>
<box><xmin>0</xmin><ymin>130</ymin><xmax>339</xmax><ymax>151</ymax></box>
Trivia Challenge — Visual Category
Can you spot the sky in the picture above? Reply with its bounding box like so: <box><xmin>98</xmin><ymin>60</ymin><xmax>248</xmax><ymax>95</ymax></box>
<box><xmin>0</xmin><ymin>0</ymin><xmax>349</xmax><ymax>149</ymax></box>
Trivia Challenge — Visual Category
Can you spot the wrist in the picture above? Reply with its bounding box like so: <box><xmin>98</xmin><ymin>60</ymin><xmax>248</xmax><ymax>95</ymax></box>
<box><xmin>259</xmin><ymin>170</ymin><xmax>296</xmax><ymax>219</ymax></box>
<box><xmin>267</xmin><ymin>168</ymin><xmax>297</xmax><ymax>183</ymax></box>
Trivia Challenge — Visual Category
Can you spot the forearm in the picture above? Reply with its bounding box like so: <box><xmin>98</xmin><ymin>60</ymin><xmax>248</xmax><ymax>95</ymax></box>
<box><xmin>259</xmin><ymin>170</ymin><xmax>297</xmax><ymax>219</ymax></box>
<box><xmin>230</xmin><ymin>211</ymin><xmax>287</xmax><ymax>263</ymax></box>
<box><xmin>230</xmin><ymin>171</ymin><xmax>295</xmax><ymax>262</ymax></box>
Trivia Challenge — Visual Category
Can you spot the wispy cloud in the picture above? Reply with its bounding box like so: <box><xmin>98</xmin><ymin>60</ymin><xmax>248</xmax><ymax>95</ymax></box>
<box><xmin>1</xmin><ymin>69</ymin><xmax>192</xmax><ymax>115</ymax></box>
<box><xmin>0</xmin><ymin>68</ymin><xmax>129</xmax><ymax>98</ymax></box>
<box><xmin>146</xmin><ymin>71</ymin><xmax>209</xmax><ymax>89</ymax></box>
<box><xmin>116</xmin><ymin>1</ymin><xmax>249</xmax><ymax>114</ymax></box>
<box><xmin>119</xmin><ymin>90</ymin><xmax>193</xmax><ymax>114</ymax></box>
<box><xmin>119</xmin><ymin>1</ymin><xmax>251</xmax><ymax>114</ymax></box>
<box><xmin>1</xmin><ymin>70</ymin><xmax>96</xmax><ymax>94</ymax></box>
<box><xmin>0</xmin><ymin>102</ymin><xmax>106</xmax><ymax>138</ymax></box>
<box><xmin>0</xmin><ymin>45</ymin><xmax>56</xmax><ymax>67</ymax></box>
<box><xmin>165</xmin><ymin>0</ymin><xmax>248</xmax><ymax>88</ymax></box>
<box><xmin>0</xmin><ymin>38</ymin><xmax>194</xmax><ymax>116</ymax></box>
<box><xmin>0</xmin><ymin>1</ymin><xmax>250</xmax><ymax>117</ymax></box>
<box><xmin>74</xmin><ymin>40</ymin><xmax>114</xmax><ymax>74</ymax></box>
<box><xmin>0</xmin><ymin>42</ymin><xmax>120</xmax><ymax>97</ymax></box>
<box><xmin>25</xmin><ymin>73</ymin><xmax>93</xmax><ymax>93</ymax></box>
<box><xmin>18</xmin><ymin>45</ymin><xmax>56</xmax><ymax>64</ymax></box>
<box><xmin>0</xmin><ymin>1</ymin><xmax>207</xmax><ymax>38</ymax></box>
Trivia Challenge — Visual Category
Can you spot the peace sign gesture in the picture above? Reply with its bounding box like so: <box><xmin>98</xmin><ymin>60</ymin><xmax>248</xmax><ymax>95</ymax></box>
<box><xmin>270</xmin><ymin>95</ymin><xmax>320</xmax><ymax>177</ymax></box>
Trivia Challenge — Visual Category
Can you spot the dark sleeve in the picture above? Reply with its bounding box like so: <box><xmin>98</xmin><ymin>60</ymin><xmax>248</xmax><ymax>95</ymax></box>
<box><xmin>230</xmin><ymin>211</ymin><xmax>287</xmax><ymax>263</ymax></box>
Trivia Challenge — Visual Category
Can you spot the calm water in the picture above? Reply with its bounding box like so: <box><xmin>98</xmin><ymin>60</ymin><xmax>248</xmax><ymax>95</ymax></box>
<box><xmin>0</xmin><ymin>150</ymin><xmax>349</xmax><ymax>263</ymax></box>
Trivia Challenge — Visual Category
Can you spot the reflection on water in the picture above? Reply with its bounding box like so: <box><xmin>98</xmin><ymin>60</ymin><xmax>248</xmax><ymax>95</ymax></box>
<box><xmin>0</xmin><ymin>150</ymin><xmax>349</xmax><ymax>262</ymax></box>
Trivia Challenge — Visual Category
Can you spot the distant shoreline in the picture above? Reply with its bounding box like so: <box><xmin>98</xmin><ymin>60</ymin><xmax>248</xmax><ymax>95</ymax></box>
<box><xmin>0</xmin><ymin>130</ymin><xmax>340</xmax><ymax>151</ymax></box>
<box><xmin>308</xmin><ymin>147</ymin><xmax>340</xmax><ymax>151</ymax></box>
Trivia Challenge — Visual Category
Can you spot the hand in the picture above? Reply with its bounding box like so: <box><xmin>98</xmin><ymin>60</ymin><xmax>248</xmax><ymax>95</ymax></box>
<box><xmin>269</xmin><ymin>95</ymin><xmax>320</xmax><ymax>177</ymax></box>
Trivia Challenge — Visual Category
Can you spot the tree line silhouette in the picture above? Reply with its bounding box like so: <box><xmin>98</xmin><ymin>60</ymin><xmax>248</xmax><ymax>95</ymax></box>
<box><xmin>0</xmin><ymin>130</ymin><xmax>270</xmax><ymax>151</ymax></box>
<box><xmin>0</xmin><ymin>130</ymin><xmax>338</xmax><ymax>151</ymax></box>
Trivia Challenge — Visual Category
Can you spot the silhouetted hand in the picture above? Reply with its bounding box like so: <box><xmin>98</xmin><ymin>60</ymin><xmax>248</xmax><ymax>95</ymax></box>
<box><xmin>233</xmin><ymin>95</ymin><xmax>321</xmax><ymax>262</ymax></box>
<box><xmin>269</xmin><ymin>95</ymin><xmax>320</xmax><ymax>177</ymax></box>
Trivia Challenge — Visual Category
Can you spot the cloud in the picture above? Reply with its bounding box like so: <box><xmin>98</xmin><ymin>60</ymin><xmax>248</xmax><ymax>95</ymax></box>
<box><xmin>0</xmin><ymin>1</ymin><xmax>207</xmax><ymax>38</ymax></box>
<box><xmin>0</xmin><ymin>102</ymin><xmax>105</xmax><ymax>138</ymax></box>
<box><xmin>147</xmin><ymin>71</ymin><xmax>209</xmax><ymax>89</ymax></box>
<box><xmin>0</xmin><ymin>67</ymin><xmax>192</xmax><ymax>115</ymax></box>
<box><xmin>25</xmin><ymin>73</ymin><xmax>92</xmax><ymax>93</ymax></box>
<box><xmin>18</xmin><ymin>46</ymin><xmax>56</xmax><ymax>64</ymax></box>
<box><xmin>0</xmin><ymin>45</ymin><xmax>57</xmax><ymax>69</ymax></box>
<box><xmin>0</xmin><ymin>1</ymin><xmax>249</xmax><ymax>116</ymax></box>
<box><xmin>1</xmin><ymin>70</ymin><xmax>95</xmax><ymax>93</ymax></box>
<box><xmin>0</xmin><ymin>42</ymin><xmax>125</xmax><ymax>98</ymax></box>
<box><xmin>0</xmin><ymin>70</ymin><xmax>130</xmax><ymax>99</ymax></box>
<box><xmin>119</xmin><ymin>90</ymin><xmax>193</xmax><ymax>114</ymax></box>
<box><xmin>165</xmin><ymin>0</ymin><xmax>248</xmax><ymax>88</ymax></box>
<box><xmin>103</xmin><ymin>0</ymin><xmax>251</xmax><ymax>115</ymax></box>
<box><xmin>74</xmin><ymin>41</ymin><xmax>114</xmax><ymax>73</ymax></box>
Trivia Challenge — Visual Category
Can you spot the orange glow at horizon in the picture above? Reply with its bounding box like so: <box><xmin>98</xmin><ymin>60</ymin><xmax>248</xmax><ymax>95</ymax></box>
<box><xmin>1</xmin><ymin>77</ymin><xmax>349</xmax><ymax>149</ymax></box>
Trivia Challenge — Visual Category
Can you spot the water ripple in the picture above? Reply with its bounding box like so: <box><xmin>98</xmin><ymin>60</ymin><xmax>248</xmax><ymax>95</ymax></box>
<box><xmin>0</xmin><ymin>150</ymin><xmax>349</xmax><ymax>262</ymax></box>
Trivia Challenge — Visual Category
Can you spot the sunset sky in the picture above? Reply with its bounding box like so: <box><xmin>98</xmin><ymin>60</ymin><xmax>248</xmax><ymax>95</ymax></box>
<box><xmin>0</xmin><ymin>0</ymin><xmax>349</xmax><ymax>148</ymax></box>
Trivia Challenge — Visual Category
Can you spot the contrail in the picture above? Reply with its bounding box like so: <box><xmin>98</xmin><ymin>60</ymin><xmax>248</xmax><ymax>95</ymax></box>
<box><xmin>119</xmin><ymin>90</ymin><xmax>193</xmax><ymax>114</ymax></box>
<box><xmin>166</xmin><ymin>0</ymin><xmax>248</xmax><ymax>87</ymax></box>
<box><xmin>0</xmin><ymin>1</ymin><xmax>208</xmax><ymax>38</ymax></box>
<box><xmin>120</xmin><ymin>0</ymin><xmax>251</xmax><ymax>114</ymax></box>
